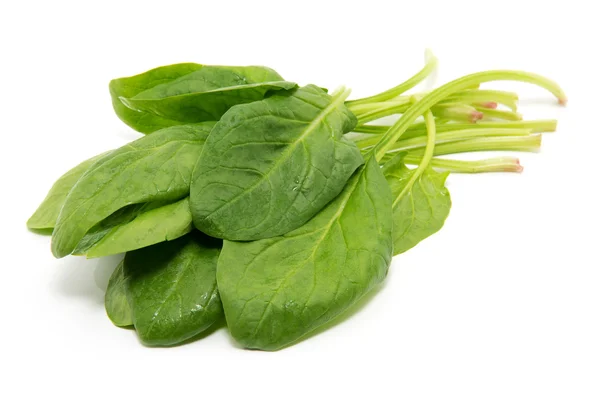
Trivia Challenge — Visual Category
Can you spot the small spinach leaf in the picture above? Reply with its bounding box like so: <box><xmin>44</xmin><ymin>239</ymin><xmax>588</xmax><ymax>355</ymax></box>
<box><xmin>111</xmin><ymin>64</ymin><xmax>295</xmax><ymax>133</ymax></box>
<box><xmin>385</xmin><ymin>158</ymin><xmax>451</xmax><ymax>255</ymax></box>
<box><xmin>27</xmin><ymin>152</ymin><xmax>110</xmax><ymax>231</ymax></box>
<box><xmin>73</xmin><ymin>198</ymin><xmax>192</xmax><ymax>258</ymax></box>
<box><xmin>105</xmin><ymin>260</ymin><xmax>133</xmax><ymax>327</ymax></box>
<box><xmin>191</xmin><ymin>85</ymin><xmax>364</xmax><ymax>241</ymax></box>
<box><xmin>124</xmin><ymin>234</ymin><xmax>223</xmax><ymax>346</ymax></box>
<box><xmin>51</xmin><ymin>122</ymin><xmax>214</xmax><ymax>258</ymax></box>
<box><xmin>217</xmin><ymin>156</ymin><xmax>392</xmax><ymax>350</ymax></box>
<box><xmin>110</xmin><ymin>63</ymin><xmax>204</xmax><ymax>133</ymax></box>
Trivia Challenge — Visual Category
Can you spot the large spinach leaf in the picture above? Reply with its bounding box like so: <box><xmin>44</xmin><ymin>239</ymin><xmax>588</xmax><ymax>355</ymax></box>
<box><xmin>105</xmin><ymin>260</ymin><xmax>133</xmax><ymax>327</ymax></box>
<box><xmin>191</xmin><ymin>85</ymin><xmax>364</xmax><ymax>241</ymax></box>
<box><xmin>27</xmin><ymin>152</ymin><xmax>110</xmax><ymax>231</ymax></box>
<box><xmin>217</xmin><ymin>156</ymin><xmax>392</xmax><ymax>350</ymax></box>
<box><xmin>72</xmin><ymin>198</ymin><xmax>192</xmax><ymax>258</ymax></box>
<box><xmin>51</xmin><ymin>122</ymin><xmax>214</xmax><ymax>258</ymax></box>
<box><xmin>124</xmin><ymin>234</ymin><xmax>223</xmax><ymax>346</ymax></box>
<box><xmin>111</xmin><ymin>64</ymin><xmax>296</xmax><ymax>133</ymax></box>
<box><xmin>384</xmin><ymin>153</ymin><xmax>452</xmax><ymax>255</ymax></box>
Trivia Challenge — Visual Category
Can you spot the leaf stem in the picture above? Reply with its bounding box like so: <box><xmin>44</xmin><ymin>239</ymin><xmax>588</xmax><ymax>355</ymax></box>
<box><xmin>393</xmin><ymin>110</ymin><xmax>436</xmax><ymax>206</ymax></box>
<box><xmin>431</xmin><ymin>104</ymin><xmax>484</xmax><ymax>122</ymax></box>
<box><xmin>408</xmin><ymin>135</ymin><xmax>542</xmax><ymax>157</ymax></box>
<box><xmin>475</xmin><ymin>106</ymin><xmax>523</xmax><ymax>121</ymax></box>
<box><xmin>441</xmin><ymin>90</ymin><xmax>519</xmax><ymax>111</ymax></box>
<box><xmin>372</xmin><ymin>70</ymin><xmax>566</xmax><ymax>161</ymax></box>
<box><xmin>381</xmin><ymin>128</ymin><xmax>531</xmax><ymax>152</ymax></box>
<box><xmin>353</xmin><ymin>119</ymin><xmax>557</xmax><ymax>135</ymax></box>
<box><xmin>404</xmin><ymin>156</ymin><xmax>524</xmax><ymax>173</ymax></box>
<box><xmin>347</xmin><ymin>49</ymin><xmax>438</xmax><ymax>107</ymax></box>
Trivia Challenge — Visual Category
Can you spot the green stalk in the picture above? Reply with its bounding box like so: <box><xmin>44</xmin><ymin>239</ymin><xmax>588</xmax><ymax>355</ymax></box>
<box><xmin>354</xmin><ymin>100</ymin><xmax>411</xmax><ymax>125</ymax></box>
<box><xmin>408</xmin><ymin>135</ymin><xmax>542</xmax><ymax>157</ymax></box>
<box><xmin>381</xmin><ymin>128</ymin><xmax>531</xmax><ymax>152</ymax></box>
<box><xmin>404</xmin><ymin>156</ymin><xmax>524</xmax><ymax>173</ymax></box>
<box><xmin>353</xmin><ymin>119</ymin><xmax>558</xmax><ymax>135</ymax></box>
<box><xmin>475</xmin><ymin>106</ymin><xmax>523</xmax><ymax>121</ymax></box>
<box><xmin>393</xmin><ymin>110</ymin><xmax>437</xmax><ymax>206</ymax></box>
<box><xmin>440</xmin><ymin>90</ymin><xmax>518</xmax><ymax>111</ymax></box>
<box><xmin>347</xmin><ymin>49</ymin><xmax>438</xmax><ymax>106</ymax></box>
<box><xmin>372</xmin><ymin>70</ymin><xmax>566</xmax><ymax>161</ymax></box>
<box><xmin>431</xmin><ymin>104</ymin><xmax>483</xmax><ymax>122</ymax></box>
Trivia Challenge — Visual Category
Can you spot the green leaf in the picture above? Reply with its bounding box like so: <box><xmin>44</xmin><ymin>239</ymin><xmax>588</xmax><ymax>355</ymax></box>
<box><xmin>72</xmin><ymin>198</ymin><xmax>192</xmax><ymax>258</ymax></box>
<box><xmin>105</xmin><ymin>260</ymin><xmax>133</xmax><ymax>327</ymax></box>
<box><xmin>27</xmin><ymin>152</ymin><xmax>110</xmax><ymax>231</ymax></box>
<box><xmin>51</xmin><ymin>122</ymin><xmax>214</xmax><ymax>258</ymax></box>
<box><xmin>84</xmin><ymin>198</ymin><xmax>192</xmax><ymax>258</ymax></box>
<box><xmin>217</xmin><ymin>156</ymin><xmax>392</xmax><ymax>350</ymax></box>
<box><xmin>384</xmin><ymin>153</ymin><xmax>451</xmax><ymax>255</ymax></box>
<box><xmin>110</xmin><ymin>63</ymin><xmax>203</xmax><ymax>133</ymax></box>
<box><xmin>124</xmin><ymin>234</ymin><xmax>223</xmax><ymax>346</ymax></box>
<box><xmin>111</xmin><ymin>64</ymin><xmax>295</xmax><ymax>133</ymax></box>
<box><xmin>191</xmin><ymin>85</ymin><xmax>364</xmax><ymax>241</ymax></box>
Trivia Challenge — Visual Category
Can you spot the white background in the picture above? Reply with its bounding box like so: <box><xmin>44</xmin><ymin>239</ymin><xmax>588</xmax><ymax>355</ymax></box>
<box><xmin>1</xmin><ymin>1</ymin><xmax>598</xmax><ymax>396</ymax></box>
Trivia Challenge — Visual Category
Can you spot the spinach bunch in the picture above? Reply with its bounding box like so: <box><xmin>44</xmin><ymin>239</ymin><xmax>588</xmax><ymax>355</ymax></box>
<box><xmin>29</xmin><ymin>55</ymin><xmax>566</xmax><ymax>349</ymax></box>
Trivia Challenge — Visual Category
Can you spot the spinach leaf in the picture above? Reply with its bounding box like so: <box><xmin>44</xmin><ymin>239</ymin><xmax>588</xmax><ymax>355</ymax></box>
<box><xmin>124</xmin><ymin>234</ymin><xmax>223</xmax><ymax>346</ymax></box>
<box><xmin>85</xmin><ymin>198</ymin><xmax>192</xmax><ymax>258</ymax></box>
<box><xmin>111</xmin><ymin>64</ymin><xmax>296</xmax><ymax>133</ymax></box>
<box><xmin>73</xmin><ymin>203</ymin><xmax>149</xmax><ymax>255</ymax></box>
<box><xmin>27</xmin><ymin>152</ymin><xmax>110</xmax><ymax>231</ymax></box>
<box><xmin>72</xmin><ymin>198</ymin><xmax>192</xmax><ymax>258</ymax></box>
<box><xmin>110</xmin><ymin>63</ymin><xmax>203</xmax><ymax>133</ymax></box>
<box><xmin>217</xmin><ymin>156</ymin><xmax>392</xmax><ymax>350</ymax></box>
<box><xmin>191</xmin><ymin>85</ymin><xmax>364</xmax><ymax>241</ymax></box>
<box><xmin>51</xmin><ymin>122</ymin><xmax>214</xmax><ymax>258</ymax></box>
<box><xmin>383</xmin><ymin>153</ymin><xmax>452</xmax><ymax>255</ymax></box>
<box><xmin>105</xmin><ymin>260</ymin><xmax>133</xmax><ymax>327</ymax></box>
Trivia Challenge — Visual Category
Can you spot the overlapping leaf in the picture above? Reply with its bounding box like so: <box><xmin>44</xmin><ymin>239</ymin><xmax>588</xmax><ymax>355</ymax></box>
<box><xmin>51</xmin><ymin>122</ymin><xmax>214</xmax><ymax>258</ymax></box>
<box><xmin>111</xmin><ymin>64</ymin><xmax>296</xmax><ymax>133</ymax></box>
<box><xmin>124</xmin><ymin>234</ymin><xmax>223</xmax><ymax>346</ymax></box>
<box><xmin>191</xmin><ymin>85</ymin><xmax>364</xmax><ymax>241</ymax></box>
<box><xmin>217</xmin><ymin>156</ymin><xmax>392</xmax><ymax>350</ymax></box>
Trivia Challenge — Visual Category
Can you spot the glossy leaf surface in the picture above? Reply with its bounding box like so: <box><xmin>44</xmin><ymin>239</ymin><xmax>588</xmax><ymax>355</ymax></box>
<box><xmin>191</xmin><ymin>85</ymin><xmax>363</xmax><ymax>240</ymax></box>
<box><xmin>27</xmin><ymin>152</ymin><xmax>109</xmax><ymax>230</ymax></box>
<box><xmin>125</xmin><ymin>234</ymin><xmax>223</xmax><ymax>346</ymax></box>
<box><xmin>111</xmin><ymin>64</ymin><xmax>295</xmax><ymax>133</ymax></box>
<box><xmin>217</xmin><ymin>156</ymin><xmax>392</xmax><ymax>350</ymax></box>
<box><xmin>52</xmin><ymin>123</ymin><xmax>214</xmax><ymax>258</ymax></box>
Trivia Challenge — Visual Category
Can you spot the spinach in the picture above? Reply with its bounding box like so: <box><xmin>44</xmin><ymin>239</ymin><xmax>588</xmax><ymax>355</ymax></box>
<box><xmin>383</xmin><ymin>153</ymin><xmax>451</xmax><ymax>255</ymax></box>
<box><xmin>217</xmin><ymin>156</ymin><xmax>392</xmax><ymax>350</ymax></box>
<box><xmin>110</xmin><ymin>63</ymin><xmax>203</xmax><ymax>133</ymax></box>
<box><xmin>27</xmin><ymin>152</ymin><xmax>110</xmax><ymax>231</ymax></box>
<box><xmin>124</xmin><ymin>234</ymin><xmax>223</xmax><ymax>346</ymax></box>
<box><xmin>111</xmin><ymin>64</ymin><xmax>296</xmax><ymax>133</ymax></box>
<box><xmin>72</xmin><ymin>198</ymin><xmax>192</xmax><ymax>258</ymax></box>
<box><xmin>190</xmin><ymin>85</ymin><xmax>364</xmax><ymax>241</ymax></box>
<box><xmin>105</xmin><ymin>260</ymin><xmax>133</xmax><ymax>327</ymax></box>
<box><xmin>28</xmin><ymin>54</ymin><xmax>566</xmax><ymax>351</ymax></box>
<box><xmin>52</xmin><ymin>122</ymin><xmax>214</xmax><ymax>258</ymax></box>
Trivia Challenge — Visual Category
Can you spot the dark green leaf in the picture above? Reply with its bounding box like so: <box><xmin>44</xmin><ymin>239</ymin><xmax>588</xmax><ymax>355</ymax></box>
<box><xmin>73</xmin><ymin>198</ymin><xmax>192</xmax><ymax>258</ymax></box>
<box><xmin>125</xmin><ymin>234</ymin><xmax>223</xmax><ymax>346</ymax></box>
<box><xmin>27</xmin><ymin>152</ymin><xmax>110</xmax><ymax>230</ymax></box>
<box><xmin>51</xmin><ymin>122</ymin><xmax>214</xmax><ymax>258</ymax></box>
<box><xmin>111</xmin><ymin>64</ymin><xmax>295</xmax><ymax>133</ymax></box>
<box><xmin>217</xmin><ymin>156</ymin><xmax>392</xmax><ymax>350</ymax></box>
<box><xmin>191</xmin><ymin>85</ymin><xmax>364</xmax><ymax>241</ymax></box>
<box><xmin>105</xmin><ymin>260</ymin><xmax>133</xmax><ymax>327</ymax></box>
